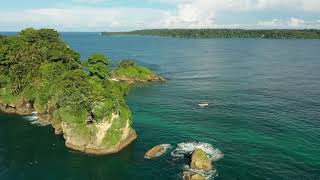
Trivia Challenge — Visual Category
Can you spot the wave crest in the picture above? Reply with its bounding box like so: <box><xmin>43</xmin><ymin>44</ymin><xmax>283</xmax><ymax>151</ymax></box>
<box><xmin>171</xmin><ymin>142</ymin><xmax>224</xmax><ymax>161</ymax></box>
<box><xmin>24</xmin><ymin>112</ymin><xmax>43</xmax><ymax>126</ymax></box>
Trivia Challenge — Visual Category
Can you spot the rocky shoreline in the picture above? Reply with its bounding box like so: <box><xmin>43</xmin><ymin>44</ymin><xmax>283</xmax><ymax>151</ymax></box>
<box><xmin>0</xmin><ymin>29</ymin><xmax>165</xmax><ymax>156</ymax></box>
<box><xmin>111</xmin><ymin>75</ymin><xmax>165</xmax><ymax>84</ymax></box>
<box><xmin>0</xmin><ymin>99</ymin><xmax>137</xmax><ymax>155</ymax></box>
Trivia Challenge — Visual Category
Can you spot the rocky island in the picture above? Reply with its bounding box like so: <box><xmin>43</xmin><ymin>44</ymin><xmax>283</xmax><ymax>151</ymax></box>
<box><xmin>111</xmin><ymin>60</ymin><xmax>164</xmax><ymax>84</ymax></box>
<box><xmin>0</xmin><ymin>28</ymin><xmax>163</xmax><ymax>155</ymax></box>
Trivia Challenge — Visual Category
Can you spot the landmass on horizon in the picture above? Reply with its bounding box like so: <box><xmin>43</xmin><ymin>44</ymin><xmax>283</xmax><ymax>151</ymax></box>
<box><xmin>102</xmin><ymin>29</ymin><xmax>320</xmax><ymax>39</ymax></box>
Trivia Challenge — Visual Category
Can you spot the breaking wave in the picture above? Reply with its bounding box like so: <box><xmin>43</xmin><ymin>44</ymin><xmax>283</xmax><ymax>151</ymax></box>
<box><xmin>171</xmin><ymin>142</ymin><xmax>224</xmax><ymax>161</ymax></box>
<box><xmin>171</xmin><ymin>142</ymin><xmax>223</xmax><ymax>179</ymax></box>
<box><xmin>182</xmin><ymin>164</ymin><xmax>217</xmax><ymax>180</ymax></box>
<box><xmin>24</xmin><ymin>112</ymin><xmax>44</xmax><ymax>126</ymax></box>
<box><xmin>160</xmin><ymin>144</ymin><xmax>172</xmax><ymax>150</ymax></box>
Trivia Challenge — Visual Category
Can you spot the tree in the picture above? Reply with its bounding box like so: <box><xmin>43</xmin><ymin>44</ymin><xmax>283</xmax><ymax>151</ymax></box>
<box><xmin>83</xmin><ymin>54</ymin><xmax>110</xmax><ymax>79</ymax></box>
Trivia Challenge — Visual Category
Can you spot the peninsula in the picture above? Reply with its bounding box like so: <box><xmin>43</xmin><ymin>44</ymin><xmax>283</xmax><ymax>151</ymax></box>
<box><xmin>0</xmin><ymin>28</ymin><xmax>163</xmax><ymax>155</ymax></box>
<box><xmin>102</xmin><ymin>29</ymin><xmax>320</xmax><ymax>39</ymax></box>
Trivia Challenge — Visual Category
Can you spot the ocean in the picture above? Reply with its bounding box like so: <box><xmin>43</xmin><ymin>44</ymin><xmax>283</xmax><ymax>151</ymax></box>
<box><xmin>0</xmin><ymin>33</ymin><xmax>320</xmax><ymax>179</ymax></box>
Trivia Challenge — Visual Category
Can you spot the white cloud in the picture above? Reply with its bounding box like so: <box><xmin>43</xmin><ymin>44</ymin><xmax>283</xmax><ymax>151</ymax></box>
<box><xmin>163</xmin><ymin>2</ymin><xmax>216</xmax><ymax>28</ymax></box>
<box><xmin>257</xmin><ymin>19</ymin><xmax>284</xmax><ymax>28</ymax></box>
<box><xmin>288</xmin><ymin>17</ymin><xmax>305</xmax><ymax>27</ymax></box>
<box><xmin>0</xmin><ymin>8</ymin><xmax>167</xmax><ymax>31</ymax></box>
<box><xmin>152</xmin><ymin>0</ymin><xmax>320</xmax><ymax>12</ymax></box>
<box><xmin>257</xmin><ymin>17</ymin><xmax>320</xmax><ymax>29</ymax></box>
<box><xmin>1</xmin><ymin>0</ymin><xmax>320</xmax><ymax>31</ymax></box>
<box><xmin>153</xmin><ymin>0</ymin><xmax>320</xmax><ymax>28</ymax></box>
<box><xmin>159</xmin><ymin>0</ymin><xmax>255</xmax><ymax>28</ymax></box>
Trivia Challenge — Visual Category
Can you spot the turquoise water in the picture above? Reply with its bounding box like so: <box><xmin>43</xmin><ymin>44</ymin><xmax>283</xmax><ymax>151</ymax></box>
<box><xmin>1</xmin><ymin>33</ymin><xmax>320</xmax><ymax>179</ymax></box>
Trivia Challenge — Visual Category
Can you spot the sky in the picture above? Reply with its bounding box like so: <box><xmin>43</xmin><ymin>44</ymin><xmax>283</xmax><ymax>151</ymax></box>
<box><xmin>0</xmin><ymin>0</ymin><xmax>320</xmax><ymax>31</ymax></box>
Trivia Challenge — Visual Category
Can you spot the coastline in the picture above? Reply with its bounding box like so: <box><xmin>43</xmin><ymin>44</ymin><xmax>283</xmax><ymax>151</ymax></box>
<box><xmin>0</xmin><ymin>100</ymin><xmax>137</xmax><ymax>155</ymax></box>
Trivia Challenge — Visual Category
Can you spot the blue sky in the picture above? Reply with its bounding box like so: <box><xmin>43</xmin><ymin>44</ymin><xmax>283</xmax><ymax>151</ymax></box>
<box><xmin>0</xmin><ymin>0</ymin><xmax>320</xmax><ymax>31</ymax></box>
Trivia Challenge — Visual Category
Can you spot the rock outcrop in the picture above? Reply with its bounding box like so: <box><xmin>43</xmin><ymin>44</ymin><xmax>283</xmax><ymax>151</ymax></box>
<box><xmin>183</xmin><ymin>149</ymin><xmax>213</xmax><ymax>180</ymax></box>
<box><xmin>112</xmin><ymin>75</ymin><xmax>165</xmax><ymax>84</ymax></box>
<box><xmin>183</xmin><ymin>173</ymin><xmax>206</xmax><ymax>180</ymax></box>
<box><xmin>144</xmin><ymin>144</ymin><xmax>171</xmax><ymax>159</ymax></box>
<box><xmin>0</xmin><ymin>100</ymin><xmax>137</xmax><ymax>155</ymax></box>
<box><xmin>62</xmin><ymin>113</ymin><xmax>137</xmax><ymax>155</ymax></box>
<box><xmin>190</xmin><ymin>149</ymin><xmax>213</xmax><ymax>172</ymax></box>
<box><xmin>0</xmin><ymin>99</ymin><xmax>34</xmax><ymax>116</ymax></box>
<box><xmin>110</xmin><ymin>61</ymin><xmax>165</xmax><ymax>84</ymax></box>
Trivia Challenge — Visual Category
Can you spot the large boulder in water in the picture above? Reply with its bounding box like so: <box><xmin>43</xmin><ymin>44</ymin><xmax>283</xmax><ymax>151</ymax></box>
<box><xmin>191</xmin><ymin>149</ymin><xmax>212</xmax><ymax>172</ymax></box>
<box><xmin>144</xmin><ymin>144</ymin><xmax>171</xmax><ymax>159</ymax></box>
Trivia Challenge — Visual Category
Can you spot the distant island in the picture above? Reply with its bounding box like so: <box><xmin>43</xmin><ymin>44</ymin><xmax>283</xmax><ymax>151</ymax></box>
<box><xmin>0</xmin><ymin>28</ymin><xmax>163</xmax><ymax>155</ymax></box>
<box><xmin>102</xmin><ymin>29</ymin><xmax>320</xmax><ymax>39</ymax></box>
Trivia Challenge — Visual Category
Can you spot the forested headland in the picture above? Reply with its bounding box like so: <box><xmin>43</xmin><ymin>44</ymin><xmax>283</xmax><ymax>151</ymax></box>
<box><xmin>102</xmin><ymin>29</ymin><xmax>320</xmax><ymax>39</ymax></box>
<box><xmin>0</xmin><ymin>28</ymin><xmax>163</xmax><ymax>154</ymax></box>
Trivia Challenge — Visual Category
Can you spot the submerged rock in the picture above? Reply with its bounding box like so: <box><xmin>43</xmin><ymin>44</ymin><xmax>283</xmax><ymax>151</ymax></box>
<box><xmin>144</xmin><ymin>144</ymin><xmax>171</xmax><ymax>159</ymax></box>
<box><xmin>191</xmin><ymin>149</ymin><xmax>212</xmax><ymax>172</ymax></box>
<box><xmin>183</xmin><ymin>172</ymin><xmax>206</xmax><ymax>180</ymax></box>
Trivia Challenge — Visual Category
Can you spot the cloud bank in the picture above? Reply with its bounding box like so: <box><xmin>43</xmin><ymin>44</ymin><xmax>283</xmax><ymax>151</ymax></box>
<box><xmin>0</xmin><ymin>0</ymin><xmax>320</xmax><ymax>31</ymax></box>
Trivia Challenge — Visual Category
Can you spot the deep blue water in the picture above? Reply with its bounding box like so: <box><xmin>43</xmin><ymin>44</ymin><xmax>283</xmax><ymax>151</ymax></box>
<box><xmin>0</xmin><ymin>32</ymin><xmax>320</xmax><ymax>179</ymax></box>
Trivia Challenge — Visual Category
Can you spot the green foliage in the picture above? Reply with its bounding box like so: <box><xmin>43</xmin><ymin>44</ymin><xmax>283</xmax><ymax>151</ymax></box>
<box><xmin>119</xmin><ymin>103</ymin><xmax>131</xmax><ymax>121</ymax></box>
<box><xmin>0</xmin><ymin>28</ymin><xmax>161</xmax><ymax>147</ymax></box>
<box><xmin>102</xmin><ymin>116</ymin><xmax>127</xmax><ymax>147</ymax></box>
<box><xmin>101</xmin><ymin>102</ymin><xmax>132</xmax><ymax>146</ymax></box>
<box><xmin>0</xmin><ymin>28</ymin><xmax>81</xmax><ymax>95</ymax></box>
<box><xmin>0</xmin><ymin>28</ymin><xmax>129</xmax><ymax>126</ymax></box>
<box><xmin>59</xmin><ymin>108</ymin><xmax>88</xmax><ymax>124</ymax></box>
<box><xmin>83</xmin><ymin>54</ymin><xmax>110</xmax><ymax>79</ymax></box>
<box><xmin>103</xmin><ymin>29</ymin><xmax>320</xmax><ymax>39</ymax></box>
<box><xmin>113</xmin><ymin>59</ymin><xmax>161</xmax><ymax>83</ymax></box>
<box><xmin>58</xmin><ymin>69</ymin><xmax>91</xmax><ymax>113</ymax></box>
<box><xmin>0</xmin><ymin>75</ymin><xmax>9</xmax><ymax>88</ymax></box>
<box><xmin>19</xmin><ymin>28</ymin><xmax>60</xmax><ymax>43</ymax></box>
<box><xmin>113</xmin><ymin>60</ymin><xmax>157</xmax><ymax>80</ymax></box>
<box><xmin>91</xmin><ymin>100</ymin><xmax>113</xmax><ymax>121</ymax></box>
<box><xmin>118</xmin><ymin>59</ymin><xmax>136</xmax><ymax>68</ymax></box>
<box><xmin>0</xmin><ymin>87</ymin><xmax>21</xmax><ymax>104</ymax></box>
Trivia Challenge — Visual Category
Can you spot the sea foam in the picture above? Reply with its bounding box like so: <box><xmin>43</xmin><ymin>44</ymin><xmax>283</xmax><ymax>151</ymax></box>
<box><xmin>171</xmin><ymin>142</ymin><xmax>224</xmax><ymax>161</ymax></box>
<box><xmin>24</xmin><ymin>112</ymin><xmax>44</xmax><ymax>126</ymax></box>
<box><xmin>172</xmin><ymin>142</ymin><xmax>223</xmax><ymax>179</ymax></box>
<box><xmin>182</xmin><ymin>164</ymin><xmax>217</xmax><ymax>180</ymax></box>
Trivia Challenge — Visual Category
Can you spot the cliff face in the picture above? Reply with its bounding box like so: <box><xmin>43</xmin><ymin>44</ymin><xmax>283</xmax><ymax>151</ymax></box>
<box><xmin>0</xmin><ymin>28</ymin><xmax>164</xmax><ymax>155</ymax></box>
<box><xmin>0</xmin><ymin>98</ymin><xmax>137</xmax><ymax>155</ymax></box>
<box><xmin>62</xmin><ymin>113</ymin><xmax>137</xmax><ymax>154</ymax></box>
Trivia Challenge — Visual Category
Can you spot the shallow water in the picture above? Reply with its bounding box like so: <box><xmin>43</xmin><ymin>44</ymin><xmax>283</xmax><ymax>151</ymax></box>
<box><xmin>0</xmin><ymin>33</ymin><xmax>320</xmax><ymax>179</ymax></box>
